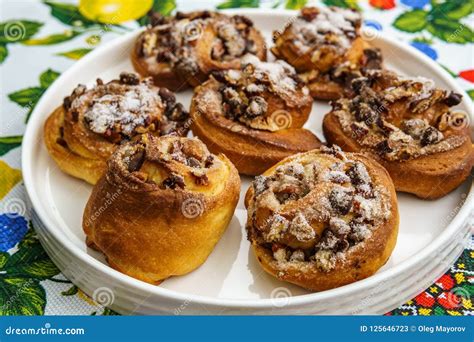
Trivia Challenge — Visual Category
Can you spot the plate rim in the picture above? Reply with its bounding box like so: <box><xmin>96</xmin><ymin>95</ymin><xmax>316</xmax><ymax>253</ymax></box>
<box><xmin>21</xmin><ymin>9</ymin><xmax>474</xmax><ymax>309</ymax></box>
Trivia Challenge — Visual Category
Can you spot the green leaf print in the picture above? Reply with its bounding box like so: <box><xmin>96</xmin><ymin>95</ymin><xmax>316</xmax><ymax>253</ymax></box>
<box><xmin>0</xmin><ymin>20</ymin><xmax>43</xmax><ymax>44</ymax></box>
<box><xmin>8</xmin><ymin>87</ymin><xmax>44</xmax><ymax>108</ymax></box>
<box><xmin>285</xmin><ymin>0</ymin><xmax>307</xmax><ymax>10</ymax></box>
<box><xmin>322</xmin><ymin>0</ymin><xmax>359</xmax><ymax>10</ymax></box>
<box><xmin>393</xmin><ymin>1</ymin><xmax>474</xmax><ymax>44</ymax></box>
<box><xmin>393</xmin><ymin>10</ymin><xmax>428</xmax><ymax>33</ymax></box>
<box><xmin>8</xmin><ymin>69</ymin><xmax>61</xmax><ymax>122</ymax></box>
<box><xmin>57</xmin><ymin>47</ymin><xmax>93</xmax><ymax>60</ymax></box>
<box><xmin>0</xmin><ymin>136</ymin><xmax>23</xmax><ymax>157</ymax></box>
<box><xmin>430</xmin><ymin>0</ymin><xmax>473</xmax><ymax>20</ymax></box>
<box><xmin>0</xmin><ymin>277</ymin><xmax>46</xmax><ymax>315</ymax></box>
<box><xmin>43</xmin><ymin>1</ymin><xmax>95</xmax><ymax>28</ymax></box>
<box><xmin>2</xmin><ymin>239</ymin><xmax>60</xmax><ymax>280</ymax></box>
<box><xmin>23</xmin><ymin>30</ymin><xmax>81</xmax><ymax>45</ymax></box>
<box><xmin>0</xmin><ymin>20</ymin><xmax>43</xmax><ymax>63</ymax></box>
<box><xmin>467</xmin><ymin>90</ymin><xmax>474</xmax><ymax>101</ymax></box>
<box><xmin>0</xmin><ymin>225</ymin><xmax>60</xmax><ymax>315</ymax></box>
<box><xmin>0</xmin><ymin>44</ymin><xmax>8</xmax><ymax>63</ymax></box>
<box><xmin>0</xmin><ymin>252</ymin><xmax>9</xmax><ymax>268</ymax></box>
<box><xmin>217</xmin><ymin>0</ymin><xmax>260</xmax><ymax>9</ymax></box>
<box><xmin>137</xmin><ymin>0</ymin><xmax>177</xmax><ymax>26</ymax></box>
<box><xmin>152</xmin><ymin>0</ymin><xmax>177</xmax><ymax>16</ymax></box>
<box><xmin>427</xmin><ymin>19</ymin><xmax>474</xmax><ymax>44</ymax></box>
<box><xmin>102</xmin><ymin>307</ymin><xmax>120</xmax><ymax>315</ymax></box>
<box><xmin>39</xmin><ymin>69</ymin><xmax>61</xmax><ymax>88</ymax></box>
<box><xmin>61</xmin><ymin>285</ymin><xmax>79</xmax><ymax>296</ymax></box>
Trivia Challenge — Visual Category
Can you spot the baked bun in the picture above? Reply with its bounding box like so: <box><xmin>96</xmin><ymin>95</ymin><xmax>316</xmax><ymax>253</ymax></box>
<box><xmin>271</xmin><ymin>6</ymin><xmax>383</xmax><ymax>100</ymax></box>
<box><xmin>190</xmin><ymin>54</ymin><xmax>322</xmax><ymax>175</ymax></box>
<box><xmin>245</xmin><ymin>145</ymin><xmax>398</xmax><ymax>291</ymax></box>
<box><xmin>132</xmin><ymin>10</ymin><xmax>266</xmax><ymax>91</ymax></box>
<box><xmin>323</xmin><ymin>70</ymin><xmax>474</xmax><ymax>199</ymax></box>
<box><xmin>83</xmin><ymin>134</ymin><xmax>240</xmax><ymax>284</ymax></box>
<box><xmin>44</xmin><ymin>72</ymin><xmax>189</xmax><ymax>184</ymax></box>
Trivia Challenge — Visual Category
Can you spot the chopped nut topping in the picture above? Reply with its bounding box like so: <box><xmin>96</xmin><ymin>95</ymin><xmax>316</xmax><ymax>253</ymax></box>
<box><xmin>162</xmin><ymin>173</ymin><xmax>185</xmax><ymax>189</ymax></box>
<box><xmin>332</xmin><ymin>70</ymin><xmax>466</xmax><ymax>161</ymax></box>
<box><xmin>119</xmin><ymin>72</ymin><xmax>140</xmax><ymax>85</ymax></box>
<box><xmin>139</xmin><ymin>11</ymin><xmax>261</xmax><ymax>80</ymax></box>
<box><xmin>291</xmin><ymin>6</ymin><xmax>361</xmax><ymax>53</ymax></box>
<box><xmin>401</xmin><ymin>118</ymin><xmax>428</xmax><ymax>139</ymax></box>
<box><xmin>346</xmin><ymin>162</ymin><xmax>370</xmax><ymax>186</ymax></box>
<box><xmin>212</xmin><ymin>55</ymin><xmax>308</xmax><ymax>132</ymax></box>
<box><xmin>420</xmin><ymin>126</ymin><xmax>443</xmax><ymax>147</ymax></box>
<box><xmin>329</xmin><ymin>186</ymin><xmax>353</xmax><ymax>215</ymax></box>
<box><xmin>246</xmin><ymin>96</ymin><xmax>268</xmax><ymax>118</ymax></box>
<box><xmin>247</xmin><ymin>150</ymin><xmax>392</xmax><ymax>272</ymax></box>
<box><xmin>273</xmin><ymin>6</ymin><xmax>382</xmax><ymax>95</ymax></box>
<box><xmin>64</xmin><ymin>75</ymin><xmax>189</xmax><ymax>142</ymax></box>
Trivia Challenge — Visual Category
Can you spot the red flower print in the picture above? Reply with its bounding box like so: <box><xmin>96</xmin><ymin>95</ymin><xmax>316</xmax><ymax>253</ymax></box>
<box><xmin>369</xmin><ymin>0</ymin><xmax>396</xmax><ymax>10</ymax></box>
<box><xmin>415</xmin><ymin>292</ymin><xmax>435</xmax><ymax>307</ymax></box>
<box><xmin>435</xmin><ymin>274</ymin><xmax>454</xmax><ymax>291</ymax></box>
<box><xmin>459</xmin><ymin>70</ymin><xmax>474</xmax><ymax>83</ymax></box>
<box><xmin>437</xmin><ymin>291</ymin><xmax>461</xmax><ymax>310</ymax></box>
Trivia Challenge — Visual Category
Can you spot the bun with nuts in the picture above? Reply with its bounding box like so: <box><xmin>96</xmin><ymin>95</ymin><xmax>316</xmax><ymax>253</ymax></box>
<box><xmin>271</xmin><ymin>6</ymin><xmax>383</xmax><ymax>100</ymax></box>
<box><xmin>132</xmin><ymin>10</ymin><xmax>266</xmax><ymax>91</ymax></box>
<box><xmin>44</xmin><ymin>72</ymin><xmax>189</xmax><ymax>184</ymax></box>
<box><xmin>83</xmin><ymin>134</ymin><xmax>240</xmax><ymax>284</ymax></box>
<box><xmin>245</xmin><ymin>146</ymin><xmax>398</xmax><ymax>291</ymax></box>
<box><xmin>190</xmin><ymin>54</ymin><xmax>322</xmax><ymax>176</ymax></box>
<box><xmin>323</xmin><ymin>70</ymin><xmax>474</xmax><ymax>199</ymax></box>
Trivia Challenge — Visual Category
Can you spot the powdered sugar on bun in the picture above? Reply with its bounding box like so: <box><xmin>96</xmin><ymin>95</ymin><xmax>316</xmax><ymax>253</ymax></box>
<box><xmin>246</xmin><ymin>146</ymin><xmax>392</xmax><ymax>273</ymax></box>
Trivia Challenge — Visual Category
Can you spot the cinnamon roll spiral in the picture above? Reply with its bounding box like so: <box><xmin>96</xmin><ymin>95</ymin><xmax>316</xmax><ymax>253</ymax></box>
<box><xmin>323</xmin><ymin>70</ymin><xmax>474</xmax><ymax>199</ymax></box>
<box><xmin>190</xmin><ymin>54</ymin><xmax>322</xmax><ymax>175</ymax></box>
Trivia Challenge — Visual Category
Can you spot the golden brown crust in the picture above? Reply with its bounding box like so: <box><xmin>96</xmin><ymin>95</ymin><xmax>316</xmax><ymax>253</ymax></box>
<box><xmin>245</xmin><ymin>147</ymin><xmax>399</xmax><ymax>291</ymax></box>
<box><xmin>322</xmin><ymin>70</ymin><xmax>474</xmax><ymax>199</ymax></box>
<box><xmin>44</xmin><ymin>107</ymin><xmax>107</xmax><ymax>184</ymax></box>
<box><xmin>271</xmin><ymin>7</ymin><xmax>383</xmax><ymax>100</ymax></box>
<box><xmin>190</xmin><ymin>59</ymin><xmax>321</xmax><ymax>176</ymax></box>
<box><xmin>323</xmin><ymin>113</ymin><xmax>474</xmax><ymax>199</ymax></box>
<box><xmin>132</xmin><ymin>11</ymin><xmax>266</xmax><ymax>91</ymax></box>
<box><xmin>83</xmin><ymin>134</ymin><xmax>240</xmax><ymax>284</ymax></box>
<box><xmin>43</xmin><ymin>73</ymin><xmax>189</xmax><ymax>184</ymax></box>
<box><xmin>131</xmin><ymin>48</ymin><xmax>187</xmax><ymax>92</ymax></box>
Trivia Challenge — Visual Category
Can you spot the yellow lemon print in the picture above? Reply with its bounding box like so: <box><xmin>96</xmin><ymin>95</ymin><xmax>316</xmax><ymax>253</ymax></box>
<box><xmin>0</xmin><ymin>160</ymin><xmax>22</xmax><ymax>200</ymax></box>
<box><xmin>79</xmin><ymin>0</ymin><xmax>153</xmax><ymax>24</ymax></box>
<box><xmin>78</xmin><ymin>289</ymin><xmax>98</xmax><ymax>306</ymax></box>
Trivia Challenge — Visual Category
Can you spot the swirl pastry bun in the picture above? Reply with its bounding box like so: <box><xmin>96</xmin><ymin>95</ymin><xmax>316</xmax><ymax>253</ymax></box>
<box><xmin>323</xmin><ymin>70</ymin><xmax>474</xmax><ymax>199</ymax></box>
<box><xmin>83</xmin><ymin>134</ymin><xmax>240</xmax><ymax>284</ymax></box>
<box><xmin>271</xmin><ymin>6</ymin><xmax>383</xmax><ymax>100</ymax></box>
<box><xmin>190</xmin><ymin>54</ymin><xmax>322</xmax><ymax>175</ymax></box>
<box><xmin>245</xmin><ymin>146</ymin><xmax>398</xmax><ymax>291</ymax></box>
<box><xmin>44</xmin><ymin>72</ymin><xmax>189</xmax><ymax>184</ymax></box>
<box><xmin>132</xmin><ymin>11</ymin><xmax>266</xmax><ymax>91</ymax></box>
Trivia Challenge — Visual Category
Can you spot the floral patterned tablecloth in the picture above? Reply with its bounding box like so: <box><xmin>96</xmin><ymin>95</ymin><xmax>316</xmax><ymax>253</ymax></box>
<box><xmin>0</xmin><ymin>0</ymin><xmax>472</xmax><ymax>316</ymax></box>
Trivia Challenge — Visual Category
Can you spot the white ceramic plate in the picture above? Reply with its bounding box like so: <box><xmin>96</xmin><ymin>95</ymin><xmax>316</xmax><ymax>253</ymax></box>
<box><xmin>23</xmin><ymin>10</ymin><xmax>473</xmax><ymax>315</ymax></box>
